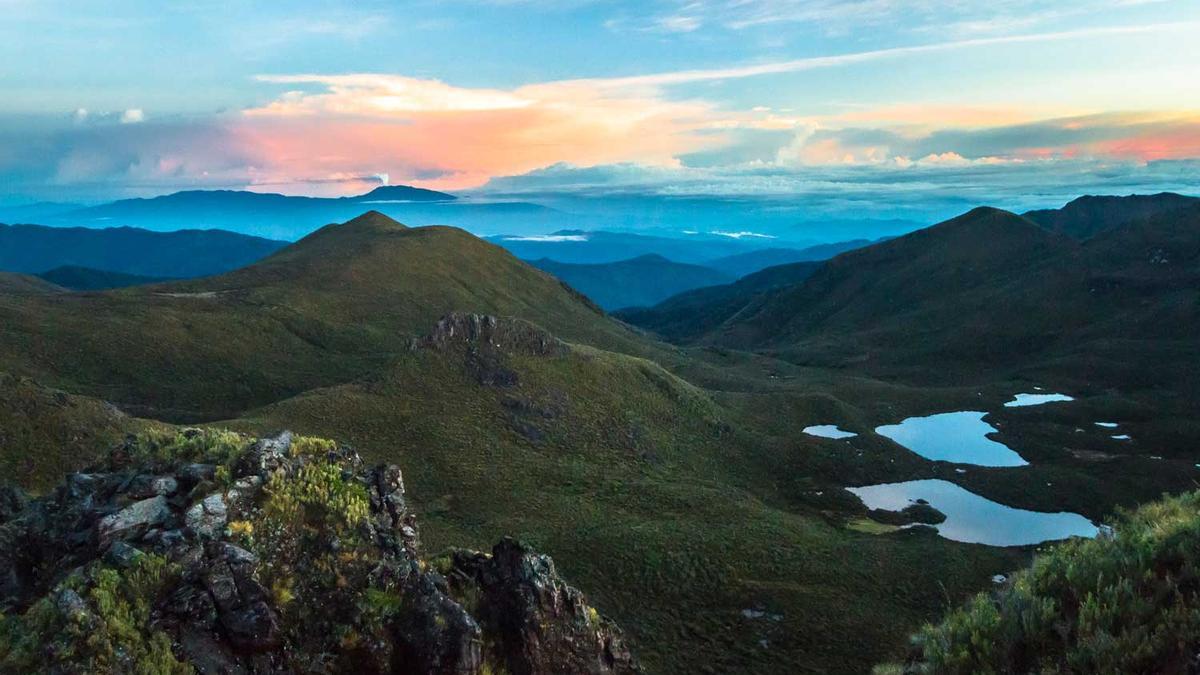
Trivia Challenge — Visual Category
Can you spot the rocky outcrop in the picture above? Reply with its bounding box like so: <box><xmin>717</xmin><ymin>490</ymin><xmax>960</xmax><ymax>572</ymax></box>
<box><xmin>0</xmin><ymin>429</ymin><xmax>638</xmax><ymax>674</ymax></box>
<box><xmin>412</xmin><ymin>313</ymin><xmax>569</xmax><ymax>358</ymax></box>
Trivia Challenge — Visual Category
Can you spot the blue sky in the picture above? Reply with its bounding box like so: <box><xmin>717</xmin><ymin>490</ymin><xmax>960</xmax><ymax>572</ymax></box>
<box><xmin>2</xmin><ymin>0</ymin><xmax>1199</xmax><ymax>222</ymax></box>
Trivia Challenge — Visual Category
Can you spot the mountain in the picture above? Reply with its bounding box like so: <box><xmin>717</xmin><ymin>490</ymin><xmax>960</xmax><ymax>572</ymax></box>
<box><xmin>45</xmin><ymin>188</ymin><xmax>562</xmax><ymax>239</ymax></box>
<box><xmin>616</xmin><ymin>260</ymin><xmax>823</xmax><ymax>342</ymax></box>
<box><xmin>36</xmin><ymin>266</ymin><xmax>172</xmax><ymax>290</ymax></box>
<box><xmin>0</xmin><ymin>212</ymin><xmax>649</xmax><ymax>421</ymax></box>
<box><xmin>529</xmin><ymin>254</ymin><xmax>733</xmax><ymax>310</ymax></box>
<box><xmin>0</xmin><ymin>211</ymin><xmax>1031</xmax><ymax>674</ymax></box>
<box><xmin>704</xmin><ymin>240</ymin><xmax>878</xmax><ymax>278</ymax></box>
<box><xmin>488</xmin><ymin>230</ymin><xmax>788</xmax><ymax>266</ymax></box>
<box><xmin>348</xmin><ymin>184</ymin><xmax>456</xmax><ymax>202</ymax></box>
<box><xmin>703</xmin><ymin>201</ymin><xmax>1200</xmax><ymax>412</ymax></box>
<box><xmin>0</xmin><ymin>222</ymin><xmax>286</xmax><ymax>277</ymax></box>
<box><xmin>1024</xmin><ymin>192</ymin><xmax>1200</xmax><ymax>239</ymax></box>
<box><xmin>0</xmin><ymin>428</ymin><xmax>638</xmax><ymax>674</ymax></box>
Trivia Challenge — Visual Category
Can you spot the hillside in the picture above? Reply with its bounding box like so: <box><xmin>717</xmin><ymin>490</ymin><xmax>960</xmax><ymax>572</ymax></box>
<box><xmin>0</xmin><ymin>222</ymin><xmax>285</xmax><ymax>277</ymax></box>
<box><xmin>0</xmin><ymin>212</ymin><xmax>652</xmax><ymax>421</ymax></box>
<box><xmin>1024</xmin><ymin>192</ymin><xmax>1199</xmax><ymax>239</ymax></box>
<box><xmin>709</xmin><ymin>207</ymin><xmax>1078</xmax><ymax>357</ymax></box>
<box><xmin>36</xmin><ymin>266</ymin><xmax>172</xmax><ymax>290</ymax></box>
<box><xmin>530</xmin><ymin>254</ymin><xmax>733</xmax><ymax>310</ymax></box>
<box><xmin>616</xmin><ymin>260</ymin><xmax>822</xmax><ymax>342</ymax></box>
<box><xmin>0</xmin><ymin>272</ymin><xmax>65</xmax><ymax>295</ymax></box>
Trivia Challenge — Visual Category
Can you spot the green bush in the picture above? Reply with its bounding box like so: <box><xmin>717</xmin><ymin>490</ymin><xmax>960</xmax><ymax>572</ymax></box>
<box><xmin>890</xmin><ymin>491</ymin><xmax>1200</xmax><ymax>674</ymax></box>
<box><xmin>0</xmin><ymin>554</ymin><xmax>191</xmax><ymax>674</ymax></box>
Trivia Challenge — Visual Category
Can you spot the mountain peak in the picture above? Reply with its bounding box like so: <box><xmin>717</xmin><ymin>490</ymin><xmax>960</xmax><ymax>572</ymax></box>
<box><xmin>338</xmin><ymin>210</ymin><xmax>409</xmax><ymax>232</ymax></box>
<box><xmin>351</xmin><ymin>185</ymin><xmax>456</xmax><ymax>202</ymax></box>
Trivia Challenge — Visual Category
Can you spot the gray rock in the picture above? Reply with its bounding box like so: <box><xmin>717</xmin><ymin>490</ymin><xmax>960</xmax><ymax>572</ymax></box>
<box><xmin>96</xmin><ymin>495</ymin><xmax>172</xmax><ymax>548</ymax></box>
<box><xmin>127</xmin><ymin>474</ymin><xmax>180</xmax><ymax>499</ymax></box>
<box><xmin>104</xmin><ymin>541</ymin><xmax>145</xmax><ymax>568</ymax></box>
<box><xmin>186</xmin><ymin>493</ymin><xmax>228</xmax><ymax>540</ymax></box>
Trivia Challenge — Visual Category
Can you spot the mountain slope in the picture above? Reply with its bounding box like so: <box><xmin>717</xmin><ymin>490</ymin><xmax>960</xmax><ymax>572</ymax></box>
<box><xmin>36</xmin><ymin>266</ymin><xmax>172</xmax><ymax>290</ymax></box>
<box><xmin>704</xmin><ymin>203</ymin><xmax>1200</xmax><ymax>408</ymax></box>
<box><xmin>0</xmin><ymin>272</ymin><xmax>65</xmax><ymax>295</ymax></box>
<box><xmin>1024</xmin><ymin>192</ymin><xmax>1200</xmax><ymax>239</ymax></box>
<box><xmin>0</xmin><ymin>212</ymin><xmax>652</xmax><ymax>421</ymax></box>
<box><xmin>530</xmin><ymin>254</ymin><xmax>733</xmax><ymax>310</ymax></box>
<box><xmin>711</xmin><ymin>207</ymin><xmax>1078</xmax><ymax>356</ymax></box>
<box><xmin>705</xmin><ymin>240</ymin><xmax>876</xmax><ymax>277</ymax></box>
<box><xmin>616</xmin><ymin>260</ymin><xmax>823</xmax><ymax>342</ymax></box>
<box><xmin>0</xmin><ymin>222</ymin><xmax>285</xmax><ymax>277</ymax></box>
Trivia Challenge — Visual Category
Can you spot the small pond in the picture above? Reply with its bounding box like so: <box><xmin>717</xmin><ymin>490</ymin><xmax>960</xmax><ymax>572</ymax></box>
<box><xmin>1004</xmin><ymin>393</ymin><xmax>1075</xmax><ymax>407</ymax></box>
<box><xmin>803</xmin><ymin>425</ymin><xmax>857</xmax><ymax>440</ymax></box>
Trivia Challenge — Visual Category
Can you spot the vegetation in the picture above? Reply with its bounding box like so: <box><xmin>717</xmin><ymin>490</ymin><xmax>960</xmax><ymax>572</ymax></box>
<box><xmin>0</xmin><ymin>555</ymin><xmax>190</xmax><ymax>674</ymax></box>
<box><xmin>887</xmin><ymin>490</ymin><xmax>1200</xmax><ymax>674</ymax></box>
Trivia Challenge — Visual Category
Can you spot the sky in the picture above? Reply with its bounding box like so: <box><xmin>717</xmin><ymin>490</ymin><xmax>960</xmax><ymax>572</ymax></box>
<box><xmin>2</xmin><ymin>0</ymin><xmax>1199</xmax><ymax>223</ymax></box>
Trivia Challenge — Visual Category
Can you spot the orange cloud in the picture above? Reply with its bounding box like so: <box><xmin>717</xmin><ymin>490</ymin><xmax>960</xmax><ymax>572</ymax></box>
<box><xmin>237</xmin><ymin>75</ymin><xmax>722</xmax><ymax>192</ymax></box>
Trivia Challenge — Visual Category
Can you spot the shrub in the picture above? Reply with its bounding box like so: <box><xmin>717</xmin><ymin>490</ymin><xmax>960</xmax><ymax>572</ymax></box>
<box><xmin>890</xmin><ymin>491</ymin><xmax>1200</xmax><ymax>674</ymax></box>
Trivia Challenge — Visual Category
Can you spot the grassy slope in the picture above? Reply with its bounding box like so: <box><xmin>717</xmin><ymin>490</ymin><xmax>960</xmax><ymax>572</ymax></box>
<box><xmin>0</xmin><ymin>373</ymin><xmax>156</xmax><ymax>492</ymax></box>
<box><xmin>616</xmin><ymin>261</ymin><xmax>822</xmax><ymax>342</ymax></box>
<box><xmin>227</xmin><ymin>326</ymin><xmax>1026</xmax><ymax>674</ymax></box>
<box><xmin>0</xmin><ymin>212</ymin><xmax>653</xmax><ymax>421</ymax></box>
<box><xmin>35</xmin><ymin>266</ymin><xmax>171</xmax><ymax>290</ymax></box>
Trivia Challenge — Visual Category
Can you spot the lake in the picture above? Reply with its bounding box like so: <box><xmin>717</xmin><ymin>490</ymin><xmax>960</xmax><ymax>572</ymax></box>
<box><xmin>848</xmin><ymin>479</ymin><xmax>1098</xmax><ymax>546</ymax></box>
<box><xmin>803</xmin><ymin>425</ymin><xmax>857</xmax><ymax>439</ymax></box>
<box><xmin>875</xmin><ymin>411</ymin><xmax>1028</xmax><ymax>467</ymax></box>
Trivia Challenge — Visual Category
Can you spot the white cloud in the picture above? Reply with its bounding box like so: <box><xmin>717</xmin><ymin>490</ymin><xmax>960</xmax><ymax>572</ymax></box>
<box><xmin>120</xmin><ymin>108</ymin><xmax>145</xmax><ymax>124</ymax></box>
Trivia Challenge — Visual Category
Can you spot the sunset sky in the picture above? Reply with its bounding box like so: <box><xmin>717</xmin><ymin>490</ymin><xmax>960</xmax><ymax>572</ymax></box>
<box><xmin>2</xmin><ymin>0</ymin><xmax>1199</xmax><ymax>220</ymax></box>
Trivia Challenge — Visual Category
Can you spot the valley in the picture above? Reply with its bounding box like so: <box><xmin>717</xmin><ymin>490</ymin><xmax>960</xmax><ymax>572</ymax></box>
<box><xmin>0</xmin><ymin>193</ymin><xmax>1197</xmax><ymax>672</ymax></box>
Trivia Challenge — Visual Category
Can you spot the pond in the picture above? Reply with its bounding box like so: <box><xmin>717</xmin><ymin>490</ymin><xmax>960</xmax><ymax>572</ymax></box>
<box><xmin>803</xmin><ymin>425</ymin><xmax>857</xmax><ymax>440</ymax></box>
<box><xmin>875</xmin><ymin>411</ymin><xmax>1027</xmax><ymax>467</ymax></box>
<box><xmin>1004</xmin><ymin>392</ymin><xmax>1075</xmax><ymax>407</ymax></box>
<box><xmin>847</xmin><ymin>479</ymin><xmax>1098</xmax><ymax>546</ymax></box>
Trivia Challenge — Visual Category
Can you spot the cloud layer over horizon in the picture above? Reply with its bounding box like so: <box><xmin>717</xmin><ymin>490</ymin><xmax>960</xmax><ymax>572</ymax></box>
<box><xmin>1</xmin><ymin>0</ymin><xmax>1198</xmax><ymax>224</ymax></box>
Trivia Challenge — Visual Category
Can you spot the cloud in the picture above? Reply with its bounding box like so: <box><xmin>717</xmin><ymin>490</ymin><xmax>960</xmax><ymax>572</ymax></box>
<box><xmin>120</xmin><ymin>109</ymin><xmax>145</xmax><ymax>124</ymax></box>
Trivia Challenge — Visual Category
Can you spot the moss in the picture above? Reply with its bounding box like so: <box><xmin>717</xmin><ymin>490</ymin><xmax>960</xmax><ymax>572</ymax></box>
<box><xmin>0</xmin><ymin>554</ymin><xmax>191</xmax><ymax>674</ymax></box>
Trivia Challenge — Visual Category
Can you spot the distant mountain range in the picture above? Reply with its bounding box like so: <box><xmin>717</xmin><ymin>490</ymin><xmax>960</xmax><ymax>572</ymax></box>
<box><xmin>0</xmin><ymin>222</ymin><xmax>286</xmax><ymax>277</ymax></box>
<box><xmin>35</xmin><ymin>265</ymin><xmax>173</xmax><ymax>290</ymax></box>
<box><xmin>530</xmin><ymin>255</ymin><xmax>733</xmax><ymax>310</ymax></box>
<box><xmin>1</xmin><ymin>186</ymin><xmax>562</xmax><ymax>240</ymax></box>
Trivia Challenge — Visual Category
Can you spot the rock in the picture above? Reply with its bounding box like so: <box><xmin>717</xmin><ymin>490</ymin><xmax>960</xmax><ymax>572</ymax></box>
<box><xmin>0</xmin><ymin>430</ymin><xmax>640</xmax><ymax>674</ymax></box>
<box><xmin>233</xmin><ymin>430</ymin><xmax>292</xmax><ymax>478</ymax></box>
<box><xmin>186</xmin><ymin>493</ymin><xmax>228</xmax><ymax>540</ymax></box>
<box><xmin>96</xmin><ymin>495</ymin><xmax>172</xmax><ymax>548</ymax></box>
<box><xmin>126</xmin><ymin>474</ymin><xmax>180</xmax><ymax>499</ymax></box>
<box><xmin>104</xmin><ymin>541</ymin><xmax>145</xmax><ymax>568</ymax></box>
<box><xmin>0</xmin><ymin>485</ymin><xmax>28</xmax><ymax>524</ymax></box>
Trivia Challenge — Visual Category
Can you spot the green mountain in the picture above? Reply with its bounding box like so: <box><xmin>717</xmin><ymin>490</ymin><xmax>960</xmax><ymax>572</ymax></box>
<box><xmin>0</xmin><ymin>222</ymin><xmax>285</xmax><ymax>277</ymax></box>
<box><xmin>36</xmin><ymin>266</ymin><xmax>172</xmax><ymax>290</ymax></box>
<box><xmin>616</xmin><ymin>260</ymin><xmax>822</xmax><ymax>342</ymax></box>
<box><xmin>530</xmin><ymin>254</ymin><xmax>733</xmax><ymax>310</ymax></box>
<box><xmin>0</xmin><ymin>212</ymin><xmax>647</xmax><ymax>421</ymax></box>
<box><xmin>1024</xmin><ymin>192</ymin><xmax>1199</xmax><ymax>239</ymax></box>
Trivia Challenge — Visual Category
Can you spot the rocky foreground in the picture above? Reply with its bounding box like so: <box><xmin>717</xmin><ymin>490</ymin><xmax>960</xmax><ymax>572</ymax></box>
<box><xmin>0</xmin><ymin>429</ymin><xmax>638</xmax><ymax>674</ymax></box>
